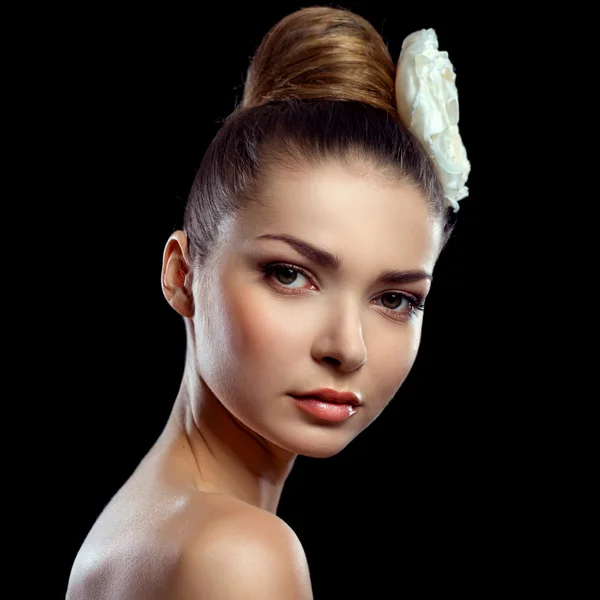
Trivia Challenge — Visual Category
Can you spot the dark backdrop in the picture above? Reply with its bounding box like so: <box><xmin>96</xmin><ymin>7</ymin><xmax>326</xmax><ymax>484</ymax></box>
<box><xmin>49</xmin><ymin>3</ymin><xmax>540</xmax><ymax>597</ymax></box>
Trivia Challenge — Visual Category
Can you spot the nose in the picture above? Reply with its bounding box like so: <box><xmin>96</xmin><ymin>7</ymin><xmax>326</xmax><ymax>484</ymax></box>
<box><xmin>311</xmin><ymin>298</ymin><xmax>367</xmax><ymax>372</ymax></box>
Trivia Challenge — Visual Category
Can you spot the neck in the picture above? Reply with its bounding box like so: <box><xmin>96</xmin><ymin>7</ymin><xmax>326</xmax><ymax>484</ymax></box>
<box><xmin>158</xmin><ymin>366</ymin><xmax>298</xmax><ymax>514</ymax></box>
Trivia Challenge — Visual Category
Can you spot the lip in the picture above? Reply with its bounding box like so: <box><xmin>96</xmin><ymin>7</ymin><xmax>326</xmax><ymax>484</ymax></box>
<box><xmin>289</xmin><ymin>395</ymin><xmax>358</xmax><ymax>422</ymax></box>
<box><xmin>289</xmin><ymin>388</ymin><xmax>361</xmax><ymax>406</ymax></box>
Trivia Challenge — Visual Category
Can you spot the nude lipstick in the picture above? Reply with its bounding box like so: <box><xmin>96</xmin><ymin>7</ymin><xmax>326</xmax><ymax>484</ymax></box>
<box><xmin>289</xmin><ymin>388</ymin><xmax>360</xmax><ymax>423</ymax></box>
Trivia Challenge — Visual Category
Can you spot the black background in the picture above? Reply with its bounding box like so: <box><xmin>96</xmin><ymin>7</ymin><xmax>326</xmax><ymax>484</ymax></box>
<box><xmin>37</xmin><ymin>2</ymin><xmax>555</xmax><ymax>597</ymax></box>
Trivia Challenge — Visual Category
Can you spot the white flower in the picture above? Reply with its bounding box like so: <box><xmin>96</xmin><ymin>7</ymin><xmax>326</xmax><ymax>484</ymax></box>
<box><xmin>395</xmin><ymin>29</ymin><xmax>471</xmax><ymax>211</ymax></box>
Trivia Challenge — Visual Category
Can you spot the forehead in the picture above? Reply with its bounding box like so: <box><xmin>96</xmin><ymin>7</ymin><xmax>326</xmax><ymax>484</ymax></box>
<box><xmin>231</xmin><ymin>162</ymin><xmax>442</xmax><ymax>272</ymax></box>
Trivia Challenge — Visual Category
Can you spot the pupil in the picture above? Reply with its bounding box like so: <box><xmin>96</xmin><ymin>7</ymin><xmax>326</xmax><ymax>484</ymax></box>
<box><xmin>383</xmin><ymin>293</ymin><xmax>402</xmax><ymax>309</ymax></box>
<box><xmin>277</xmin><ymin>267</ymin><xmax>296</xmax><ymax>285</ymax></box>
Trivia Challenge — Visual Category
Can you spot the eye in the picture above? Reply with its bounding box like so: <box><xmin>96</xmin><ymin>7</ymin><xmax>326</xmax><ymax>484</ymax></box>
<box><xmin>379</xmin><ymin>292</ymin><xmax>411</xmax><ymax>312</ymax></box>
<box><xmin>261</xmin><ymin>263</ymin><xmax>314</xmax><ymax>291</ymax></box>
<box><xmin>375</xmin><ymin>292</ymin><xmax>425</xmax><ymax>322</ymax></box>
<box><xmin>259</xmin><ymin>262</ymin><xmax>425</xmax><ymax>321</ymax></box>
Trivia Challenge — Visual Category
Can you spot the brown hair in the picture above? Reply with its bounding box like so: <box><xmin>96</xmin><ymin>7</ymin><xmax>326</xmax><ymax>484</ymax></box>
<box><xmin>183</xmin><ymin>5</ymin><xmax>454</xmax><ymax>278</ymax></box>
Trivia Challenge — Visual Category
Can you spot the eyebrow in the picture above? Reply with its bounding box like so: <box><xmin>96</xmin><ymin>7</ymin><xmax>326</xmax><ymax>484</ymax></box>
<box><xmin>255</xmin><ymin>233</ymin><xmax>433</xmax><ymax>285</ymax></box>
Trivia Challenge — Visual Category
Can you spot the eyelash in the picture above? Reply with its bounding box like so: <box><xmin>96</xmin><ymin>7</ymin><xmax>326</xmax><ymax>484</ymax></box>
<box><xmin>258</xmin><ymin>262</ymin><xmax>426</xmax><ymax>322</ymax></box>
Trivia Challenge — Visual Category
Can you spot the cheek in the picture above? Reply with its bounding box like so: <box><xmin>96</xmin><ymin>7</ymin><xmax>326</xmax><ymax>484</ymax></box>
<box><xmin>194</xmin><ymin>280</ymin><xmax>292</xmax><ymax>404</ymax></box>
<box><xmin>225</xmin><ymin>284</ymin><xmax>309</xmax><ymax>371</ymax></box>
<box><xmin>370</xmin><ymin>325</ymin><xmax>422</xmax><ymax>402</ymax></box>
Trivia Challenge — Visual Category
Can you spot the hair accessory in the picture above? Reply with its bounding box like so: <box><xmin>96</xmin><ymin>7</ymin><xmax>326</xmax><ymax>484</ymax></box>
<box><xmin>395</xmin><ymin>29</ymin><xmax>471</xmax><ymax>211</ymax></box>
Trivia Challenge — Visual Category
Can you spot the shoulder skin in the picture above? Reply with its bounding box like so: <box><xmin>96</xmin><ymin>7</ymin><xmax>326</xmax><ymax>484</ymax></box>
<box><xmin>167</xmin><ymin>507</ymin><xmax>314</xmax><ymax>599</ymax></box>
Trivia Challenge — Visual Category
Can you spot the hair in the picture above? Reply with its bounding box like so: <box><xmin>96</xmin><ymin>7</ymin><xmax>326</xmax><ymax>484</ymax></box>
<box><xmin>182</xmin><ymin>5</ymin><xmax>456</xmax><ymax>283</ymax></box>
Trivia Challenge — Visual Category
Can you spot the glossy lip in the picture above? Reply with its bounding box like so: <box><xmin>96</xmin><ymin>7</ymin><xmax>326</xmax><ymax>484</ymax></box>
<box><xmin>289</xmin><ymin>388</ymin><xmax>361</xmax><ymax>406</ymax></box>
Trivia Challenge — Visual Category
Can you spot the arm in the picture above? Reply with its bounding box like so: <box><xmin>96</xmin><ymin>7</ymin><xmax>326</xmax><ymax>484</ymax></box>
<box><xmin>168</xmin><ymin>510</ymin><xmax>314</xmax><ymax>599</ymax></box>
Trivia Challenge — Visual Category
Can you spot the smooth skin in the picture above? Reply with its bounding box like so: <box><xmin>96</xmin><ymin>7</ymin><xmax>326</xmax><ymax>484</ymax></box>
<box><xmin>66</xmin><ymin>160</ymin><xmax>442</xmax><ymax>599</ymax></box>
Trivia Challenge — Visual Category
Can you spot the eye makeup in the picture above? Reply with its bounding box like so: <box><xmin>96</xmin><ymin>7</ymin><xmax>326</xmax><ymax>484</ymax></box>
<box><xmin>257</xmin><ymin>261</ymin><xmax>426</xmax><ymax>323</ymax></box>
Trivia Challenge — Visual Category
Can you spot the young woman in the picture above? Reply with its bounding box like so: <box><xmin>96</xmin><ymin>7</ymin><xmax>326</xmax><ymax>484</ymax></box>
<box><xmin>66</xmin><ymin>5</ymin><xmax>470</xmax><ymax>598</ymax></box>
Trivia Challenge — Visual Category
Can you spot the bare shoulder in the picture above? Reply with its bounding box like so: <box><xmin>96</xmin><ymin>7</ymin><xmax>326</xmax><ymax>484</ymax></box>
<box><xmin>169</xmin><ymin>503</ymin><xmax>314</xmax><ymax>599</ymax></box>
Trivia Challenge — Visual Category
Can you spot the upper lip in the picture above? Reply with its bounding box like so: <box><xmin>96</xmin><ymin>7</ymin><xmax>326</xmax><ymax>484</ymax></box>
<box><xmin>290</xmin><ymin>388</ymin><xmax>361</xmax><ymax>406</ymax></box>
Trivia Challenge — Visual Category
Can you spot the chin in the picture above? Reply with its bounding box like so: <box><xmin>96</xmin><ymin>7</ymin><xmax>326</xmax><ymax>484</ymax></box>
<box><xmin>299</xmin><ymin>445</ymin><xmax>351</xmax><ymax>459</ymax></box>
<box><xmin>274</xmin><ymin>429</ymin><xmax>357</xmax><ymax>459</ymax></box>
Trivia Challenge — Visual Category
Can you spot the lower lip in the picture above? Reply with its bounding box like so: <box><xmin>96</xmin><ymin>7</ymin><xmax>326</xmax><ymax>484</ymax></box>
<box><xmin>290</xmin><ymin>395</ymin><xmax>358</xmax><ymax>422</ymax></box>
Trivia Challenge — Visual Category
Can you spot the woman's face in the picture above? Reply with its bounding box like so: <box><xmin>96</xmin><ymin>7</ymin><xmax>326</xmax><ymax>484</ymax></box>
<box><xmin>191</xmin><ymin>162</ymin><xmax>442</xmax><ymax>458</ymax></box>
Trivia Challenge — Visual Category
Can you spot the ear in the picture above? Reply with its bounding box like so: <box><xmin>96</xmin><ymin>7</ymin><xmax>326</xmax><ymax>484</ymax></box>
<box><xmin>161</xmin><ymin>230</ymin><xmax>194</xmax><ymax>318</ymax></box>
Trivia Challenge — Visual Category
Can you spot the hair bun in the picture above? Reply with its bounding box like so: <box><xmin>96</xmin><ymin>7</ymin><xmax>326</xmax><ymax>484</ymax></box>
<box><xmin>240</xmin><ymin>6</ymin><xmax>398</xmax><ymax>120</ymax></box>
